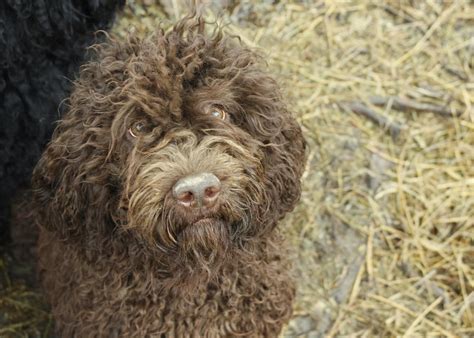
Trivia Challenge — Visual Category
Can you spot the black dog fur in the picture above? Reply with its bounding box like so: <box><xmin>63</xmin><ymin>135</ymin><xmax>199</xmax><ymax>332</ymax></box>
<box><xmin>0</xmin><ymin>0</ymin><xmax>124</xmax><ymax>240</ymax></box>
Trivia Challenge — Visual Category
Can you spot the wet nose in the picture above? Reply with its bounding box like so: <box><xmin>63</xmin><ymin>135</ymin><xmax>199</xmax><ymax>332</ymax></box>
<box><xmin>172</xmin><ymin>173</ymin><xmax>221</xmax><ymax>208</ymax></box>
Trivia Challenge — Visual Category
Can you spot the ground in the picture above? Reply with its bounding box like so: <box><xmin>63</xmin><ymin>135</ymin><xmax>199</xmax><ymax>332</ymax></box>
<box><xmin>0</xmin><ymin>1</ymin><xmax>473</xmax><ymax>337</ymax></box>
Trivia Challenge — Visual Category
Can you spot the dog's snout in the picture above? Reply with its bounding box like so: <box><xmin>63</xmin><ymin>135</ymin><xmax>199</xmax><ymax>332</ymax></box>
<box><xmin>173</xmin><ymin>173</ymin><xmax>221</xmax><ymax>208</ymax></box>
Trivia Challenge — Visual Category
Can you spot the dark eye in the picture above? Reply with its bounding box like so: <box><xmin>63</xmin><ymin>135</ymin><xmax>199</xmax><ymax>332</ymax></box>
<box><xmin>128</xmin><ymin>121</ymin><xmax>148</xmax><ymax>138</ymax></box>
<box><xmin>208</xmin><ymin>108</ymin><xmax>227</xmax><ymax>120</ymax></box>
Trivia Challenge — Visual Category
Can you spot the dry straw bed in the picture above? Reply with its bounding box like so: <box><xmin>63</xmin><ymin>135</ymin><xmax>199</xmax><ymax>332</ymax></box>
<box><xmin>0</xmin><ymin>1</ymin><xmax>473</xmax><ymax>337</ymax></box>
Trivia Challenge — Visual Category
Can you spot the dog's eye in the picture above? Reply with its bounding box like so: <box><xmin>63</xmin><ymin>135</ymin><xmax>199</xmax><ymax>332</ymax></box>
<box><xmin>208</xmin><ymin>108</ymin><xmax>227</xmax><ymax>120</ymax></box>
<box><xmin>128</xmin><ymin>121</ymin><xmax>148</xmax><ymax>138</ymax></box>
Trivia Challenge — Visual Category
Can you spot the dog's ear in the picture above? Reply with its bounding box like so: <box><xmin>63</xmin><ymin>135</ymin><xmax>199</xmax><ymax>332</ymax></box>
<box><xmin>259</xmin><ymin>104</ymin><xmax>306</xmax><ymax>230</ymax></box>
<box><xmin>234</xmin><ymin>69</ymin><xmax>306</xmax><ymax>233</ymax></box>
<box><xmin>32</xmin><ymin>107</ymin><xmax>119</xmax><ymax>243</ymax></box>
<box><xmin>31</xmin><ymin>34</ymin><xmax>132</xmax><ymax>244</ymax></box>
<box><xmin>263</xmin><ymin>108</ymin><xmax>306</xmax><ymax>217</ymax></box>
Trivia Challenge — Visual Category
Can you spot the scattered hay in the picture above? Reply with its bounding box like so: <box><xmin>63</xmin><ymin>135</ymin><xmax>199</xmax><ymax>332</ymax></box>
<box><xmin>0</xmin><ymin>1</ymin><xmax>472</xmax><ymax>336</ymax></box>
<box><xmin>245</xmin><ymin>1</ymin><xmax>473</xmax><ymax>336</ymax></box>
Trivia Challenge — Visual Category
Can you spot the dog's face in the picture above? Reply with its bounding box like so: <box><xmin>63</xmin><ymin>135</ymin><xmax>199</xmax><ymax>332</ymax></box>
<box><xmin>33</xmin><ymin>17</ymin><xmax>305</xmax><ymax>275</ymax></box>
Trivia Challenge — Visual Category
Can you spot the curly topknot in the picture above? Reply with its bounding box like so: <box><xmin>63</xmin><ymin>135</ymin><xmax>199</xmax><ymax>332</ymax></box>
<box><xmin>33</xmin><ymin>15</ymin><xmax>306</xmax><ymax>336</ymax></box>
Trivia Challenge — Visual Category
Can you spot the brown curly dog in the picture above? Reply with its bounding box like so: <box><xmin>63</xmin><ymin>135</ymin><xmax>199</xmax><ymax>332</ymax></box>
<box><xmin>32</xmin><ymin>15</ymin><xmax>305</xmax><ymax>337</ymax></box>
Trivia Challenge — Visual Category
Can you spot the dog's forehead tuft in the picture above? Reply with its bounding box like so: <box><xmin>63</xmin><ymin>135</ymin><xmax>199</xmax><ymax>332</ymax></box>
<box><xmin>123</xmin><ymin>29</ymin><xmax>248</xmax><ymax>120</ymax></box>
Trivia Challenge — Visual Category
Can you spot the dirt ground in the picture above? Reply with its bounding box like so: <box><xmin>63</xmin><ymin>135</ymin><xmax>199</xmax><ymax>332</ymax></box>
<box><xmin>0</xmin><ymin>1</ymin><xmax>473</xmax><ymax>337</ymax></box>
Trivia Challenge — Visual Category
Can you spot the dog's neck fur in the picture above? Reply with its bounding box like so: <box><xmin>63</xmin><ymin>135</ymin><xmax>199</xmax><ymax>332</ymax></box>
<box><xmin>63</xmin><ymin>223</ymin><xmax>282</xmax><ymax>291</ymax></box>
<box><xmin>38</xmin><ymin>226</ymin><xmax>294</xmax><ymax>336</ymax></box>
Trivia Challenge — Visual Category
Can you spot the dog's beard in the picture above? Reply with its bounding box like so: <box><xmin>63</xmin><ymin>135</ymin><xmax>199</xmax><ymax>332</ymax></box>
<box><xmin>124</xmin><ymin>190</ymin><xmax>247</xmax><ymax>290</ymax></box>
<box><xmin>177</xmin><ymin>218</ymin><xmax>230</xmax><ymax>263</ymax></box>
<box><xmin>157</xmin><ymin>217</ymin><xmax>233</xmax><ymax>293</ymax></box>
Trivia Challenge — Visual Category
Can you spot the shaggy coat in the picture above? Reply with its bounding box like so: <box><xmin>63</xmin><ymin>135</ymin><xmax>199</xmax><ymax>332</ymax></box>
<box><xmin>33</xmin><ymin>16</ymin><xmax>306</xmax><ymax>337</ymax></box>
<box><xmin>0</xmin><ymin>0</ymin><xmax>124</xmax><ymax>239</ymax></box>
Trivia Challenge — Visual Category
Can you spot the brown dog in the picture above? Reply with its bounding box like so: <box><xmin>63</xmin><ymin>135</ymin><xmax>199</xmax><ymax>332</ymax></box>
<box><xmin>32</xmin><ymin>15</ymin><xmax>305</xmax><ymax>337</ymax></box>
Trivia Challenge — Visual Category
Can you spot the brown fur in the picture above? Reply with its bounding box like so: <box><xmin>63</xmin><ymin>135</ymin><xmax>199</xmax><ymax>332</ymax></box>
<box><xmin>32</xmin><ymin>15</ymin><xmax>306</xmax><ymax>337</ymax></box>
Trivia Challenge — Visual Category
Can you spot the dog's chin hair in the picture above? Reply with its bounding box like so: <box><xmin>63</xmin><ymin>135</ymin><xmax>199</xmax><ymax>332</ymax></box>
<box><xmin>161</xmin><ymin>220</ymin><xmax>232</xmax><ymax>293</ymax></box>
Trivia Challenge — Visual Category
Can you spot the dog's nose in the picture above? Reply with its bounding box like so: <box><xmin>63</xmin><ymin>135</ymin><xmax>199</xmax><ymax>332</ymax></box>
<box><xmin>172</xmin><ymin>173</ymin><xmax>221</xmax><ymax>208</ymax></box>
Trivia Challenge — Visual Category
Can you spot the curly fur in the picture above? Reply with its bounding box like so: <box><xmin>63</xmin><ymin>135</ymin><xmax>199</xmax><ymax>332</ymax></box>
<box><xmin>0</xmin><ymin>0</ymin><xmax>124</xmax><ymax>239</ymax></box>
<box><xmin>33</xmin><ymin>15</ymin><xmax>306</xmax><ymax>337</ymax></box>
